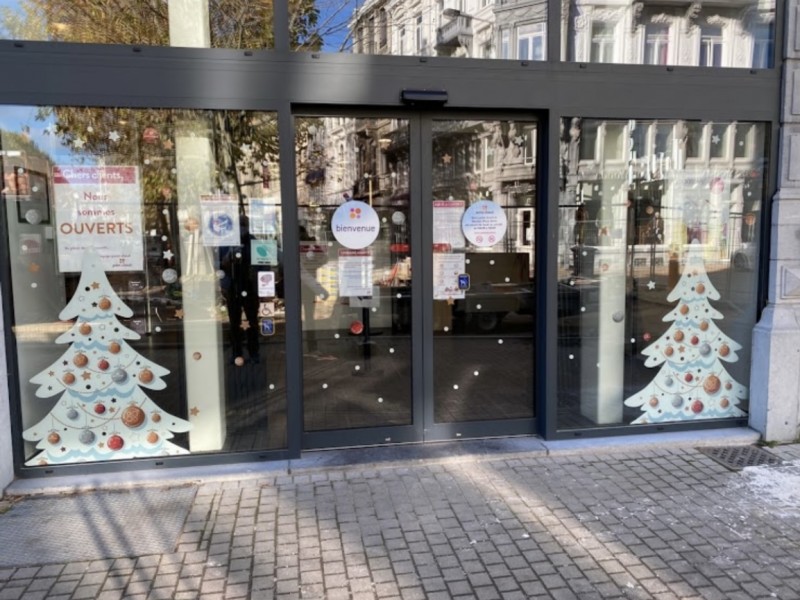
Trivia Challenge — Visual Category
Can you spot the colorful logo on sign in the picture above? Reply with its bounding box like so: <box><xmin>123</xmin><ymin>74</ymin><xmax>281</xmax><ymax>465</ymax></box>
<box><xmin>208</xmin><ymin>213</ymin><xmax>234</xmax><ymax>238</ymax></box>
<box><xmin>331</xmin><ymin>200</ymin><xmax>380</xmax><ymax>249</ymax></box>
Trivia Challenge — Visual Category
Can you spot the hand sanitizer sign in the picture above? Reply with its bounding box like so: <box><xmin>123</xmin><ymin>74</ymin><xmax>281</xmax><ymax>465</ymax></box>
<box><xmin>462</xmin><ymin>200</ymin><xmax>507</xmax><ymax>248</ymax></box>
<box><xmin>331</xmin><ymin>200</ymin><xmax>380</xmax><ymax>249</ymax></box>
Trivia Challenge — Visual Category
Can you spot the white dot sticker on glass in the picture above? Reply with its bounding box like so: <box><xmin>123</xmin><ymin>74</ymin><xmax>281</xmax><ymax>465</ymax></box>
<box><xmin>334</xmin><ymin>333</ymin><xmax>340</xmax><ymax>339</ymax></box>
<box><xmin>476</xmin><ymin>304</ymin><xmax>482</xmax><ymax>310</ymax></box>
<box><xmin>155</xmin><ymin>326</ymin><xmax>162</xmax><ymax>333</ymax></box>
<box><xmin>269</xmin><ymin>384</ymin><xmax>275</xmax><ymax>390</ymax></box>
<box><xmin>453</xmin><ymin>384</ymin><xmax>459</xmax><ymax>390</ymax></box>
<box><xmin>377</xmin><ymin>397</ymin><xmax>384</xmax><ymax>403</ymax></box>
<box><xmin>498</xmin><ymin>339</ymin><xmax>504</xmax><ymax>344</ymax></box>
<box><xmin>389</xmin><ymin>348</ymin><xmax>395</xmax><ymax>354</ymax></box>
<box><xmin>31</xmin><ymin>282</ymin><xmax>37</xmax><ymax>288</ymax></box>
<box><xmin>354</xmin><ymin>365</ymin><xmax>361</xmax><ymax>371</ymax></box>
<box><xmin>505</xmin><ymin>277</ymin><xmax>510</xmax><ymax>283</ymax></box>
<box><xmin>322</xmin><ymin>383</ymin><xmax>328</xmax><ymax>389</ymax></box>
<box><xmin>569</xmin><ymin>354</ymin><xmax>574</xmax><ymax>360</ymax></box>
<box><xmin>473</xmin><ymin>371</ymin><xmax>479</xmax><ymax>376</ymax></box>
<box><xmin>443</xmin><ymin>326</ymin><xmax>449</xmax><ymax>332</ymax></box>
<box><xmin>489</xmin><ymin>260</ymin><xmax>495</xmax><ymax>266</ymax></box>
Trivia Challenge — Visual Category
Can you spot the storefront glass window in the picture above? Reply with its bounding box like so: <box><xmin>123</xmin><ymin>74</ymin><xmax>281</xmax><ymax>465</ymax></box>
<box><xmin>557</xmin><ymin>118</ymin><xmax>766</xmax><ymax>429</ymax></box>
<box><xmin>564</xmin><ymin>0</ymin><xmax>776</xmax><ymax>69</ymax></box>
<box><xmin>1</xmin><ymin>105</ymin><xmax>286</xmax><ymax>466</ymax></box>
<box><xmin>291</xmin><ymin>0</ymin><xmax>547</xmax><ymax>60</ymax></box>
<box><xmin>0</xmin><ymin>1</ymin><xmax>274</xmax><ymax>49</ymax></box>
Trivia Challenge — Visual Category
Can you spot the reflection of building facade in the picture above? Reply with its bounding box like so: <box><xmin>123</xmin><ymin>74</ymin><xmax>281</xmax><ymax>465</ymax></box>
<box><xmin>560</xmin><ymin>118</ymin><xmax>764</xmax><ymax>271</ymax></box>
<box><xmin>566</xmin><ymin>0</ymin><xmax>775</xmax><ymax>67</ymax></box>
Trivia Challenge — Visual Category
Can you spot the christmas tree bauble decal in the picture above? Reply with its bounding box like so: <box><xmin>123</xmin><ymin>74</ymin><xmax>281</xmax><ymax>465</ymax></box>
<box><xmin>22</xmin><ymin>252</ymin><xmax>191</xmax><ymax>465</ymax></box>
<box><xmin>624</xmin><ymin>242</ymin><xmax>747</xmax><ymax>423</ymax></box>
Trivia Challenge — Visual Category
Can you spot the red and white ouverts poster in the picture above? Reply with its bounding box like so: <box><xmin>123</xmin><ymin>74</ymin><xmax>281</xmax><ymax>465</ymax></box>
<box><xmin>53</xmin><ymin>166</ymin><xmax>144</xmax><ymax>272</ymax></box>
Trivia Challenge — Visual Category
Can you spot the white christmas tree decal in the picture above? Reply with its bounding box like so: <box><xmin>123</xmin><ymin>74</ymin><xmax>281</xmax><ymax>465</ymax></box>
<box><xmin>624</xmin><ymin>241</ymin><xmax>748</xmax><ymax>423</ymax></box>
<box><xmin>23</xmin><ymin>252</ymin><xmax>191</xmax><ymax>465</ymax></box>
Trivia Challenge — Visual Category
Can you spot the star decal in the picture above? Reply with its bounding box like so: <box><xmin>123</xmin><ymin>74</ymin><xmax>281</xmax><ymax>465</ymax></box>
<box><xmin>442</xmin><ymin>153</ymin><xmax>452</xmax><ymax>164</ymax></box>
<box><xmin>48</xmin><ymin>371</ymin><xmax>54</xmax><ymax>376</ymax></box>
<box><xmin>81</xmin><ymin>371</ymin><xmax>91</xmax><ymax>380</ymax></box>
<box><xmin>162</xmin><ymin>139</ymin><xmax>174</xmax><ymax>150</ymax></box>
<box><xmin>190</xmin><ymin>406</ymin><xmax>200</xmax><ymax>416</ymax></box>
<box><xmin>711</xmin><ymin>134</ymin><xmax>721</xmax><ymax>145</ymax></box>
<box><xmin>163</xmin><ymin>249</ymin><xmax>174</xmax><ymax>260</ymax></box>
<box><xmin>108</xmin><ymin>130</ymin><xmax>121</xmax><ymax>143</ymax></box>
<box><xmin>647</xmin><ymin>280</ymin><xmax>656</xmax><ymax>290</ymax></box>
<box><xmin>174</xmin><ymin>309</ymin><xmax>184</xmax><ymax>319</ymax></box>
<box><xmin>73</xmin><ymin>138</ymin><xmax>86</xmax><ymax>149</ymax></box>
<box><xmin>28</xmin><ymin>262</ymin><xmax>40</xmax><ymax>273</ymax></box>
<box><xmin>91</xmin><ymin>281</ymin><xmax>100</xmax><ymax>289</ymax></box>
<box><xmin>446</xmin><ymin>297</ymin><xmax>455</xmax><ymax>306</ymax></box>
<box><xmin>92</xmin><ymin>302</ymin><xmax>98</xmax><ymax>308</ymax></box>
<box><xmin>241</xmin><ymin>321</ymin><xmax>251</xmax><ymax>331</ymax></box>
<box><xmin>514</xmin><ymin>135</ymin><xmax>525</xmax><ymax>146</ymax></box>
<box><xmin>678</xmin><ymin>346</ymin><xmax>686</xmax><ymax>353</ymax></box>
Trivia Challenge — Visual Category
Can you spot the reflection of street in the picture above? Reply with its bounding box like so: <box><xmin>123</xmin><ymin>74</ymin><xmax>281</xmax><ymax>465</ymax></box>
<box><xmin>302</xmin><ymin>331</ymin><xmax>534</xmax><ymax>431</ymax></box>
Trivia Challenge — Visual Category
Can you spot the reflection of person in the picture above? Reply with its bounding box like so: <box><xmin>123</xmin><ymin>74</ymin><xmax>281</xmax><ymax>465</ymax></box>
<box><xmin>220</xmin><ymin>216</ymin><xmax>260</xmax><ymax>364</ymax></box>
<box><xmin>299</xmin><ymin>226</ymin><xmax>329</xmax><ymax>354</ymax></box>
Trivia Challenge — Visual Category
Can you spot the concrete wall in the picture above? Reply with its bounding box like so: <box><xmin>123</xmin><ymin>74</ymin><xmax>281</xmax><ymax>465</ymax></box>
<box><xmin>0</xmin><ymin>292</ymin><xmax>15</xmax><ymax>494</ymax></box>
<box><xmin>750</xmin><ymin>0</ymin><xmax>800</xmax><ymax>442</ymax></box>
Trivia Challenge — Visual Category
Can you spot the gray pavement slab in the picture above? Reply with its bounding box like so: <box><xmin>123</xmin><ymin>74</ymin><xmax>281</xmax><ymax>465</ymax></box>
<box><xmin>1</xmin><ymin>429</ymin><xmax>799</xmax><ymax>599</ymax></box>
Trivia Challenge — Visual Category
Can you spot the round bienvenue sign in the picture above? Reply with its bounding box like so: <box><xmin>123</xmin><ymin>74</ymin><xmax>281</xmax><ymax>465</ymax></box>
<box><xmin>461</xmin><ymin>200</ymin><xmax>507</xmax><ymax>248</ymax></box>
<box><xmin>331</xmin><ymin>200</ymin><xmax>380</xmax><ymax>249</ymax></box>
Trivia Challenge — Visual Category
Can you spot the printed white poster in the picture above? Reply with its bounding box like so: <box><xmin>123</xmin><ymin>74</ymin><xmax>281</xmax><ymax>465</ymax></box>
<box><xmin>258</xmin><ymin>271</ymin><xmax>276</xmax><ymax>297</ymax></box>
<box><xmin>433</xmin><ymin>200</ymin><xmax>466</xmax><ymax>249</ymax></box>
<box><xmin>338</xmin><ymin>249</ymin><xmax>373</xmax><ymax>297</ymax></box>
<box><xmin>200</xmin><ymin>194</ymin><xmax>240</xmax><ymax>247</ymax></box>
<box><xmin>433</xmin><ymin>252</ymin><xmax>466</xmax><ymax>300</ymax></box>
<box><xmin>53</xmin><ymin>166</ymin><xmax>144</xmax><ymax>272</ymax></box>
<box><xmin>462</xmin><ymin>200</ymin><xmax>507</xmax><ymax>248</ymax></box>
<box><xmin>248</xmin><ymin>198</ymin><xmax>280</xmax><ymax>236</ymax></box>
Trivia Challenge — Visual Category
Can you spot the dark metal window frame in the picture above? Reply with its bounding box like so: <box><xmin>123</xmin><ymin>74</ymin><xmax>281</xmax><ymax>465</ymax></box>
<box><xmin>0</xmin><ymin>0</ymin><xmax>783</xmax><ymax>476</ymax></box>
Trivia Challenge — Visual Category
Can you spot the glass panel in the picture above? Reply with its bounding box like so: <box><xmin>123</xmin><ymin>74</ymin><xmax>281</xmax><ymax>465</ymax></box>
<box><xmin>0</xmin><ymin>1</ymin><xmax>273</xmax><ymax>49</ymax></box>
<box><xmin>2</xmin><ymin>105</ymin><xmax>286</xmax><ymax>466</ymax></box>
<box><xmin>292</xmin><ymin>0</ymin><xmax>548</xmax><ymax>61</ymax></box>
<box><xmin>564</xmin><ymin>0</ymin><xmax>776</xmax><ymax>69</ymax></box>
<box><xmin>431</xmin><ymin>119</ymin><xmax>536</xmax><ymax>423</ymax></box>
<box><xmin>296</xmin><ymin>116</ymin><xmax>412</xmax><ymax>431</ymax></box>
<box><xmin>557</xmin><ymin>117</ymin><xmax>766</xmax><ymax>429</ymax></box>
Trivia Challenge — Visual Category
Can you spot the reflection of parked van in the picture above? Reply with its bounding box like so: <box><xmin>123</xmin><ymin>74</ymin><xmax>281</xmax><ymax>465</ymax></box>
<box><xmin>456</xmin><ymin>252</ymin><xmax>534</xmax><ymax>331</ymax></box>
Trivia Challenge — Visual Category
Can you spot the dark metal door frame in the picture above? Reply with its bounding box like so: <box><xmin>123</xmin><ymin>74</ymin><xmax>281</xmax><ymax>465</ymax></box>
<box><xmin>298</xmin><ymin>108</ymin><xmax>540</xmax><ymax>450</ymax></box>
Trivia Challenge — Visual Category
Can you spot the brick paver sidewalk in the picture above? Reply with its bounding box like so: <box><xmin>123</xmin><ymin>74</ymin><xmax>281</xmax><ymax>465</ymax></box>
<box><xmin>1</xmin><ymin>444</ymin><xmax>799</xmax><ymax>599</ymax></box>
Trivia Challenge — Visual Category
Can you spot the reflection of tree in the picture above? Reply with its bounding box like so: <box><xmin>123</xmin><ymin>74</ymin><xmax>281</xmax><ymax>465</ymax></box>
<box><xmin>0</xmin><ymin>0</ymin><xmax>321</xmax><ymax>50</ymax></box>
<box><xmin>37</xmin><ymin>106</ymin><xmax>280</xmax><ymax>230</ymax></box>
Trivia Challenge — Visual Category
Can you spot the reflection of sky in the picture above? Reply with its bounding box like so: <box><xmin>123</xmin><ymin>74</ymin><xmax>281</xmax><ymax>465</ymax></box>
<box><xmin>0</xmin><ymin>105</ymin><xmax>88</xmax><ymax>165</ymax></box>
<box><xmin>314</xmin><ymin>0</ymin><xmax>359</xmax><ymax>52</ymax></box>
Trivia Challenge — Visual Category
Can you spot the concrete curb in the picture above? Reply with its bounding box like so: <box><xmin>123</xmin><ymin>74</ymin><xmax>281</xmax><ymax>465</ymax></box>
<box><xmin>4</xmin><ymin>427</ymin><xmax>762</xmax><ymax>497</ymax></box>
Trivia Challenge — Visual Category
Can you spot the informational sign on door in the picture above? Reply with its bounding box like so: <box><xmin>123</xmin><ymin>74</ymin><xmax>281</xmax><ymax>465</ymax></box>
<box><xmin>433</xmin><ymin>200</ymin><xmax>466</xmax><ymax>249</ymax></box>
<box><xmin>338</xmin><ymin>249</ymin><xmax>373</xmax><ymax>297</ymax></box>
<box><xmin>258</xmin><ymin>271</ymin><xmax>276</xmax><ymax>297</ymax></box>
<box><xmin>461</xmin><ymin>200</ymin><xmax>507</xmax><ymax>248</ymax></box>
<box><xmin>200</xmin><ymin>194</ymin><xmax>240</xmax><ymax>247</ymax></box>
<box><xmin>331</xmin><ymin>200</ymin><xmax>380</xmax><ymax>249</ymax></box>
<box><xmin>248</xmin><ymin>198</ymin><xmax>280</xmax><ymax>236</ymax></box>
<box><xmin>433</xmin><ymin>252</ymin><xmax>466</xmax><ymax>300</ymax></box>
<box><xmin>53</xmin><ymin>165</ymin><xmax>144</xmax><ymax>272</ymax></box>
<box><xmin>251</xmin><ymin>239</ymin><xmax>278</xmax><ymax>265</ymax></box>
